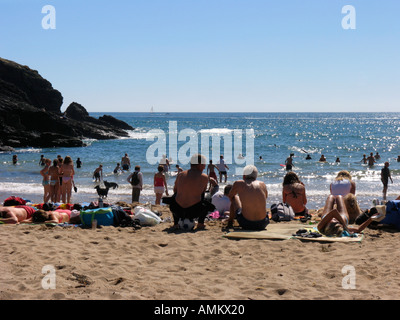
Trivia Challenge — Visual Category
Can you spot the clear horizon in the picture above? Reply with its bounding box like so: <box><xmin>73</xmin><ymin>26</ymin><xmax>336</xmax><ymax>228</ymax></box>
<box><xmin>1</xmin><ymin>0</ymin><xmax>399</xmax><ymax>113</ymax></box>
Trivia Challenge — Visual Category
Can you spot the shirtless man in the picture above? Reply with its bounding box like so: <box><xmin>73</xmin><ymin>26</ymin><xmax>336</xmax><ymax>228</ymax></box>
<box><xmin>381</xmin><ymin>162</ymin><xmax>393</xmax><ymax>201</ymax></box>
<box><xmin>93</xmin><ymin>164</ymin><xmax>103</xmax><ymax>182</ymax></box>
<box><xmin>170</xmin><ymin>153</ymin><xmax>210</xmax><ymax>230</ymax></box>
<box><xmin>367</xmin><ymin>152</ymin><xmax>375</xmax><ymax>167</ymax></box>
<box><xmin>285</xmin><ymin>154</ymin><xmax>294</xmax><ymax>171</ymax></box>
<box><xmin>0</xmin><ymin>206</ymin><xmax>37</xmax><ymax>224</ymax></box>
<box><xmin>207</xmin><ymin>160</ymin><xmax>219</xmax><ymax>190</ymax></box>
<box><xmin>226</xmin><ymin>165</ymin><xmax>269</xmax><ymax>230</ymax></box>
<box><xmin>121</xmin><ymin>153</ymin><xmax>131</xmax><ymax>171</ymax></box>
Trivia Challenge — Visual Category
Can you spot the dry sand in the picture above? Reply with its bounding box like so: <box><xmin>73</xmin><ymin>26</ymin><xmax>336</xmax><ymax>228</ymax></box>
<box><xmin>1</xmin><ymin>205</ymin><xmax>400</xmax><ymax>301</ymax></box>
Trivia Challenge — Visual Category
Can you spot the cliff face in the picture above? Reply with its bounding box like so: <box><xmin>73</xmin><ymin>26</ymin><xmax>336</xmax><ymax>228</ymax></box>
<box><xmin>0</xmin><ymin>58</ymin><xmax>134</xmax><ymax>151</ymax></box>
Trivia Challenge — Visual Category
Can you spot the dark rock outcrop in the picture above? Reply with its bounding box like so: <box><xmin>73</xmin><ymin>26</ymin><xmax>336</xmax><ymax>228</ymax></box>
<box><xmin>0</xmin><ymin>57</ymin><xmax>134</xmax><ymax>149</ymax></box>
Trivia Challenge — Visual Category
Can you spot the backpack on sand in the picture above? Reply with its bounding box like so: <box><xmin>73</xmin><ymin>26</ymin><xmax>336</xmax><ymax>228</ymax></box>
<box><xmin>270</xmin><ymin>202</ymin><xmax>295</xmax><ymax>222</ymax></box>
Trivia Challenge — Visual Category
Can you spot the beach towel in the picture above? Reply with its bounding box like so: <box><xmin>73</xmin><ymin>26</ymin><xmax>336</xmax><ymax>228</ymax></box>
<box><xmin>224</xmin><ymin>223</ymin><xmax>299</xmax><ymax>240</ymax></box>
<box><xmin>224</xmin><ymin>224</ymin><xmax>363</xmax><ymax>242</ymax></box>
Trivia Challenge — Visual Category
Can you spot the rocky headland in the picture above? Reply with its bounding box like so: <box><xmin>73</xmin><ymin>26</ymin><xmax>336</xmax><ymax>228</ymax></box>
<box><xmin>0</xmin><ymin>57</ymin><xmax>134</xmax><ymax>151</ymax></box>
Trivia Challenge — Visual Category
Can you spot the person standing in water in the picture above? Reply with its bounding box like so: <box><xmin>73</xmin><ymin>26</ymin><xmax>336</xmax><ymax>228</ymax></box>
<box><xmin>381</xmin><ymin>162</ymin><xmax>393</xmax><ymax>201</ymax></box>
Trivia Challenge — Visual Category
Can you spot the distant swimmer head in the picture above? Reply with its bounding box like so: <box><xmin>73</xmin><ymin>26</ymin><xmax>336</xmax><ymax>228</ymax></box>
<box><xmin>243</xmin><ymin>165</ymin><xmax>258</xmax><ymax>180</ymax></box>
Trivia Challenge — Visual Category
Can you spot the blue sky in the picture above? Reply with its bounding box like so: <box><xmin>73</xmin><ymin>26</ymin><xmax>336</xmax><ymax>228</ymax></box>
<box><xmin>1</xmin><ymin>0</ymin><xmax>399</xmax><ymax>112</ymax></box>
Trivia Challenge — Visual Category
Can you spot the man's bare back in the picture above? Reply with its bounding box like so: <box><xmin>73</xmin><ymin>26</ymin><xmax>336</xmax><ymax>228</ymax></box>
<box><xmin>174</xmin><ymin>169</ymin><xmax>208</xmax><ymax>208</ymax></box>
<box><xmin>229</xmin><ymin>179</ymin><xmax>268</xmax><ymax>221</ymax></box>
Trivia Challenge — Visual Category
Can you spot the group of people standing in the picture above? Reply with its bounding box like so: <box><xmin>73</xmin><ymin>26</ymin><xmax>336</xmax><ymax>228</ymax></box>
<box><xmin>39</xmin><ymin>155</ymin><xmax>75</xmax><ymax>204</ymax></box>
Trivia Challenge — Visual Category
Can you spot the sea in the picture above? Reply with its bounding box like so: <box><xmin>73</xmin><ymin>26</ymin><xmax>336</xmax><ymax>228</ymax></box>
<box><xmin>1</xmin><ymin>112</ymin><xmax>400</xmax><ymax>210</ymax></box>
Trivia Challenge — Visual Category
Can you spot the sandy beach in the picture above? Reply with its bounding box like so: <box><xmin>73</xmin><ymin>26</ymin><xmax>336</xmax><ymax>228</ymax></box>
<box><xmin>1</xmin><ymin>203</ymin><xmax>400</xmax><ymax>301</ymax></box>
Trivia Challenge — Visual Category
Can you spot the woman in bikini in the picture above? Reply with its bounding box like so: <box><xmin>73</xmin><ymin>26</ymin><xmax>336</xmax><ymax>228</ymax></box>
<box><xmin>282</xmin><ymin>172</ymin><xmax>308</xmax><ymax>216</ymax></box>
<box><xmin>153</xmin><ymin>165</ymin><xmax>169</xmax><ymax>205</ymax></box>
<box><xmin>40</xmin><ymin>158</ymin><xmax>52</xmax><ymax>203</ymax></box>
<box><xmin>32</xmin><ymin>209</ymin><xmax>72</xmax><ymax>224</ymax></box>
<box><xmin>318</xmin><ymin>195</ymin><xmax>380</xmax><ymax>236</ymax></box>
<box><xmin>48</xmin><ymin>159</ymin><xmax>61</xmax><ymax>203</ymax></box>
<box><xmin>329</xmin><ymin>170</ymin><xmax>361</xmax><ymax>223</ymax></box>
<box><xmin>61</xmin><ymin>156</ymin><xmax>75</xmax><ymax>204</ymax></box>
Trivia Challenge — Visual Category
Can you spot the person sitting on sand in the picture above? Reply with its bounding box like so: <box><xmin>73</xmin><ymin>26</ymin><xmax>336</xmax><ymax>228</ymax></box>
<box><xmin>0</xmin><ymin>206</ymin><xmax>37</xmax><ymax>224</ymax></box>
<box><xmin>330</xmin><ymin>170</ymin><xmax>356</xmax><ymax>196</ymax></box>
<box><xmin>282</xmin><ymin>172</ymin><xmax>308</xmax><ymax>216</ymax></box>
<box><xmin>318</xmin><ymin>195</ymin><xmax>380</xmax><ymax>236</ymax></box>
<box><xmin>211</xmin><ymin>184</ymin><xmax>232</xmax><ymax>218</ymax></box>
<box><xmin>330</xmin><ymin>170</ymin><xmax>360</xmax><ymax>222</ymax></box>
<box><xmin>226</xmin><ymin>165</ymin><xmax>269</xmax><ymax>230</ymax></box>
<box><xmin>169</xmin><ymin>153</ymin><xmax>213</xmax><ymax>230</ymax></box>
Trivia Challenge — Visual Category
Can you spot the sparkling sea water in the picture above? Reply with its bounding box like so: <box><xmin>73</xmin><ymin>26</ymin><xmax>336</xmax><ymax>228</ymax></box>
<box><xmin>1</xmin><ymin>112</ymin><xmax>400</xmax><ymax>210</ymax></box>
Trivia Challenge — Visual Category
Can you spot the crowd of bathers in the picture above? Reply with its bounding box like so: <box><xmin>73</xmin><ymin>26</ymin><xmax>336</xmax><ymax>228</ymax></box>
<box><xmin>3</xmin><ymin>151</ymin><xmax>400</xmax><ymax>235</ymax></box>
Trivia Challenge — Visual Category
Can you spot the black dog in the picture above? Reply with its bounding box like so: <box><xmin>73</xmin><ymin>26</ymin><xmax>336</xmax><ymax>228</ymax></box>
<box><xmin>104</xmin><ymin>181</ymin><xmax>119</xmax><ymax>190</ymax></box>
<box><xmin>95</xmin><ymin>185</ymin><xmax>109</xmax><ymax>198</ymax></box>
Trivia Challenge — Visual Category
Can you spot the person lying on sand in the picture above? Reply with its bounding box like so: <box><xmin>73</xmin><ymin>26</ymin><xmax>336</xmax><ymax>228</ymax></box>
<box><xmin>318</xmin><ymin>195</ymin><xmax>381</xmax><ymax>236</ymax></box>
<box><xmin>0</xmin><ymin>206</ymin><xmax>37</xmax><ymax>224</ymax></box>
<box><xmin>31</xmin><ymin>209</ymin><xmax>72</xmax><ymax>224</ymax></box>
<box><xmin>226</xmin><ymin>165</ymin><xmax>269</xmax><ymax>230</ymax></box>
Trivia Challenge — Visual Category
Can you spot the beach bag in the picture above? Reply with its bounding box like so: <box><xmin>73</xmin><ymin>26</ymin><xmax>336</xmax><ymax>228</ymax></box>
<box><xmin>111</xmin><ymin>205</ymin><xmax>136</xmax><ymax>227</ymax></box>
<box><xmin>80</xmin><ymin>207</ymin><xmax>114</xmax><ymax>227</ymax></box>
<box><xmin>380</xmin><ymin>200</ymin><xmax>400</xmax><ymax>230</ymax></box>
<box><xmin>271</xmin><ymin>202</ymin><xmax>295</xmax><ymax>222</ymax></box>
<box><xmin>133</xmin><ymin>206</ymin><xmax>161</xmax><ymax>226</ymax></box>
<box><xmin>3</xmin><ymin>196</ymin><xmax>26</xmax><ymax>206</ymax></box>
